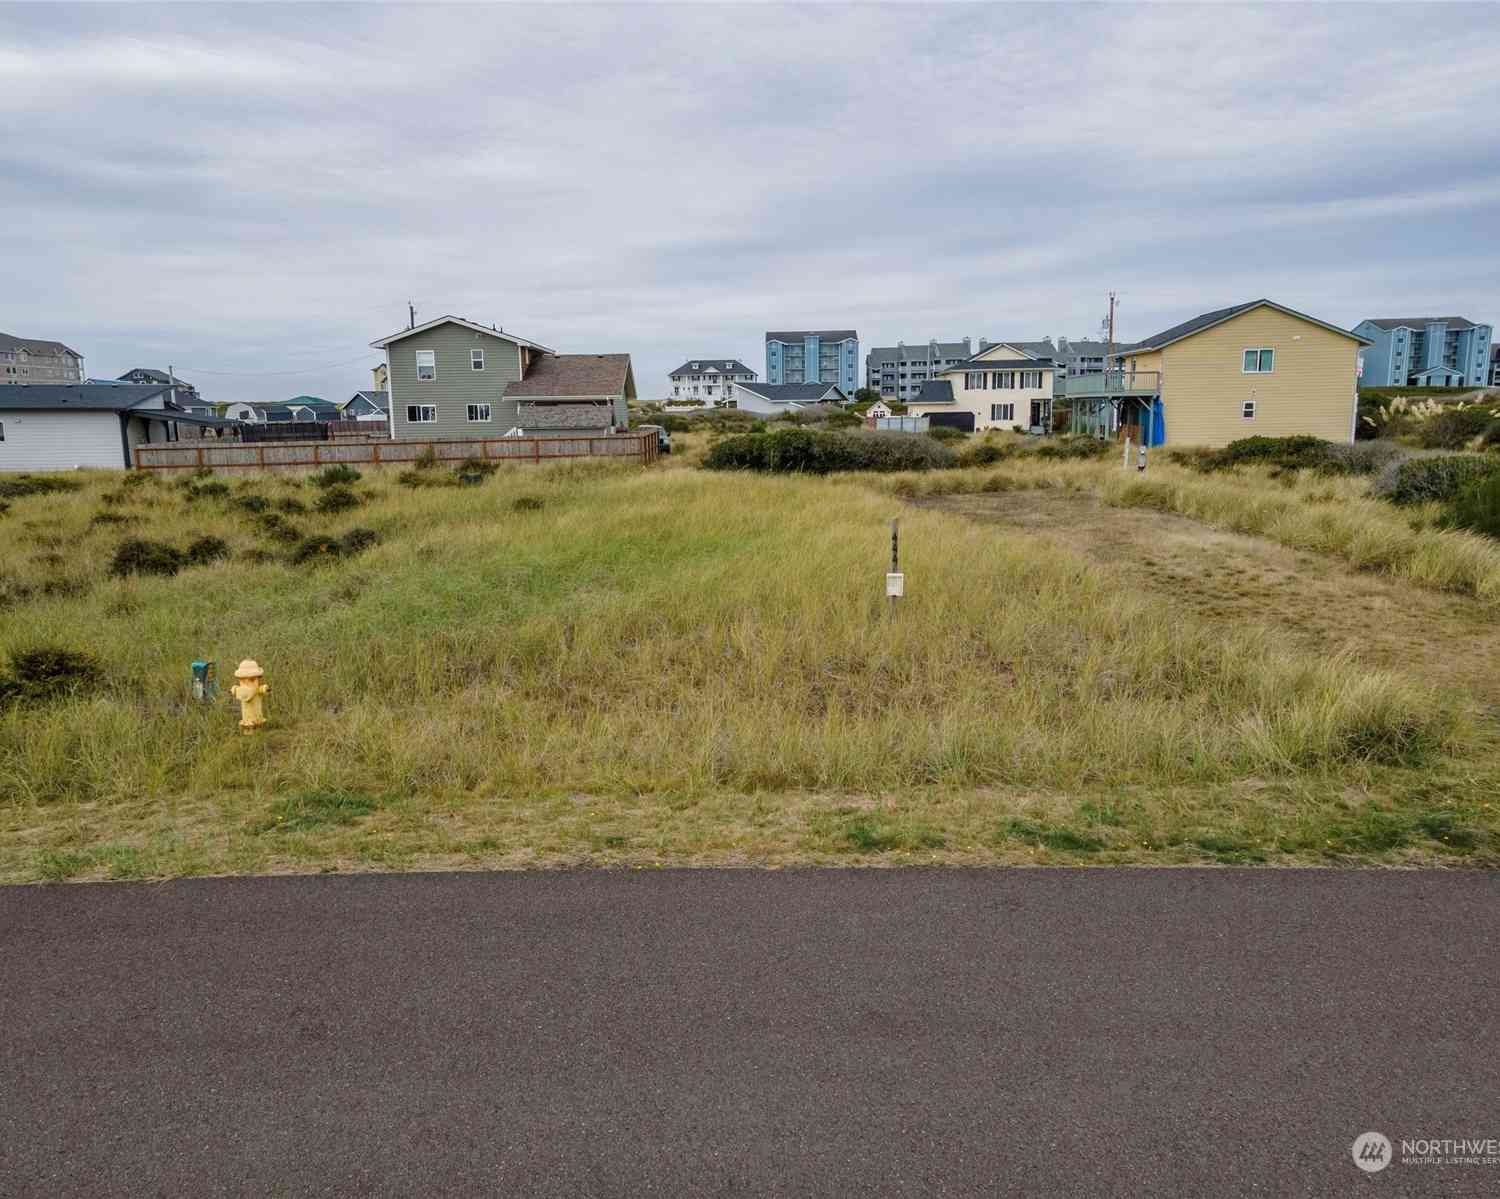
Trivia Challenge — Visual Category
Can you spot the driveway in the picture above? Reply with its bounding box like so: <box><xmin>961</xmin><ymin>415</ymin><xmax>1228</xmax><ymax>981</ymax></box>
<box><xmin>3</xmin><ymin>869</ymin><xmax>1496</xmax><ymax>1196</ymax></box>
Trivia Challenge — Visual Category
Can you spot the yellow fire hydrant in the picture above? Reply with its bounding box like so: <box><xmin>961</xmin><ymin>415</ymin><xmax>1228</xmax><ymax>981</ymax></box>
<box><xmin>230</xmin><ymin>659</ymin><xmax>269</xmax><ymax>733</ymax></box>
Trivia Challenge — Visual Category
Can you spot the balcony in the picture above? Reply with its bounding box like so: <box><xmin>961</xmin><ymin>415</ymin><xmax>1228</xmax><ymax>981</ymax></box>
<box><xmin>1057</xmin><ymin>370</ymin><xmax>1161</xmax><ymax>398</ymax></box>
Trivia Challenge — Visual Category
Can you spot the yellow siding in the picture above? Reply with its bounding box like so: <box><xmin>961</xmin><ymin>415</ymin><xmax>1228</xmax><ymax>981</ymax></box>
<box><xmin>1157</xmin><ymin>306</ymin><xmax>1359</xmax><ymax>448</ymax></box>
<box><xmin>971</xmin><ymin>342</ymin><xmax>1037</xmax><ymax>363</ymax></box>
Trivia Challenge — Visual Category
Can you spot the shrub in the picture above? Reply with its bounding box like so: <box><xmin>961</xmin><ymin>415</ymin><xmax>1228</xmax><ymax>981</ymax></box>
<box><xmin>231</xmin><ymin>494</ymin><xmax>270</xmax><ymax>514</ymax></box>
<box><xmin>704</xmin><ymin>428</ymin><xmax>956</xmax><ymax>474</ymax></box>
<box><xmin>1376</xmin><ymin>455</ymin><xmax>1500</xmax><ymax>505</ymax></box>
<box><xmin>339</xmin><ymin>527</ymin><xmax>379</xmax><ymax>555</ymax></box>
<box><xmin>180</xmin><ymin>477</ymin><xmax>231</xmax><ymax>501</ymax></box>
<box><xmin>313</xmin><ymin>484</ymin><xmax>361</xmax><ymax>514</ymax></box>
<box><xmin>256</xmin><ymin>512</ymin><xmax>303</xmax><ymax>544</ymax></box>
<box><xmin>958</xmin><ymin>442</ymin><xmax>1010</xmax><ymax>467</ymax></box>
<box><xmin>1440</xmin><ymin>473</ymin><xmax>1500</xmax><ymax>539</ymax></box>
<box><xmin>1416</xmin><ymin>405</ymin><xmax>1495</xmax><ymax>450</ymax></box>
<box><xmin>277</xmin><ymin>496</ymin><xmax>307</xmax><ymax>514</ymax></box>
<box><xmin>1033</xmin><ymin>436</ymin><xmax>1113</xmax><ymax>461</ymax></box>
<box><xmin>1318</xmin><ymin>441</ymin><xmax>1407</xmax><ymax>476</ymax></box>
<box><xmin>109</xmin><ymin>537</ymin><xmax>184</xmax><ymax>577</ymax></box>
<box><xmin>90</xmin><ymin>510</ymin><xmax>133</xmax><ymax>526</ymax></box>
<box><xmin>183</xmin><ymin>536</ymin><xmax>231</xmax><ymax>566</ymax></box>
<box><xmin>310</xmin><ymin>464</ymin><xmax>362</xmax><ymax>487</ymax></box>
<box><xmin>925</xmin><ymin>425</ymin><xmax>968</xmax><ymax>443</ymax></box>
<box><xmin>414</xmin><ymin>445</ymin><xmax>440</xmax><ymax>470</ymax></box>
<box><xmin>0</xmin><ymin>646</ymin><xmax>101</xmax><ymax>707</ymax></box>
<box><xmin>512</xmin><ymin>495</ymin><xmax>546</xmax><ymax>512</ymax></box>
<box><xmin>457</xmin><ymin>457</ymin><xmax>498</xmax><ymax>483</ymax></box>
<box><xmin>0</xmin><ymin>474</ymin><xmax>83</xmax><ymax>500</ymax></box>
<box><xmin>290</xmin><ymin>535</ymin><xmax>343</xmax><ymax>564</ymax></box>
<box><xmin>290</xmin><ymin>527</ymin><xmax>379</xmax><ymax>565</ymax></box>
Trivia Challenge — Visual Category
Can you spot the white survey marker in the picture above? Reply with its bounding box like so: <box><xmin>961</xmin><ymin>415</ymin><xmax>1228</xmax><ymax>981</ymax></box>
<box><xmin>886</xmin><ymin>572</ymin><xmax>905</xmax><ymax>598</ymax></box>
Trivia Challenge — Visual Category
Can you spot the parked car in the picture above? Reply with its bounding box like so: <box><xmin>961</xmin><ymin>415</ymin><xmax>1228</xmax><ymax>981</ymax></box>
<box><xmin>636</xmin><ymin>423</ymin><xmax>671</xmax><ymax>454</ymax></box>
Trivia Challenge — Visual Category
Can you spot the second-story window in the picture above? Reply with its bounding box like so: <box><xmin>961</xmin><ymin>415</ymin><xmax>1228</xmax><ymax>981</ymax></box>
<box><xmin>964</xmin><ymin>371</ymin><xmax>988</xmax><ymax>389</ymax></box>
<box><xmin>1242</xmin><ymin>348</ymin><xmax>1274</xmax><ymax>373</ymax></box>
<box><xmin>993</xmin><ymin>371</ymin><xmax>1016</xmax><ymax>389</ymax></box>
<box><xmin>471</xmin><ymin>349</ymin><xmax>485</xmax><ymax>372</ymax></box>
<box><xmin>416</xmin><ymin>350</ymin><xmax>436</xmax><ymax>381</ymax></box>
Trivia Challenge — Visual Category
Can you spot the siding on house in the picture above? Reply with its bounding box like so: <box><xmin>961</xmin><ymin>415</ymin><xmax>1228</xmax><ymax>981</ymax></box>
<box><xmin>1124</xmin><ymin>306</ymin><xmax>1359</xmax><ymax>447</ymax></box>
<box><xmin>910</xmin><ymin>360</ymin><xmax>1053</xmax><ymax>432</ymax></box>
<box><xmin>0</xmin><ymin>410</ymin><xmax>128</xmax><ymax>470</ymax></box>
<box><xmin>387</xmin><ymin>323</ymin><xmax>527</xmax><ymax>440</ymax></box>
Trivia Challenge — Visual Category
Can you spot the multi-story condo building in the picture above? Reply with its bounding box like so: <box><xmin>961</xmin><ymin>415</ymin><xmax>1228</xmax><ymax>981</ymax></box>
<box><xmin>0</xmin><ymin>331</ymin><xmax>83</xmax><ymax>384</ymax></box>
<box><xmin>1353</xmin><ymin>316</ymin><xmax>1493</xmax><ymax>388</ymax></box>
<box><xmin>667</xmin><ymin>358</ymin><xmax>756</xmax><ymax>406</ymax></box>
<box><xmin>765</xmin><ymin>330</ymin><xmax>858</xmax><ymax>392</ymax></box>
<box><xmin>865</xmin><ymin>339</ymin><xmax>975</xmax><ymax>401</ymax></box>
<box><xmin>1490</xmin><ymin>343</ymin><xmax>1499</xmax><ymax>387</ymax></box>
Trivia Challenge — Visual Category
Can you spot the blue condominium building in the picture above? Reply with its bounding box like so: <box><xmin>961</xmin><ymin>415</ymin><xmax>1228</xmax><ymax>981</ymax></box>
<box><xmin>1354</xmin><ymin>316</ymin><xmax>1493</xmax><ymax>388</ymax></box>
<box><xmin>765</xmin><ymin>330</ymin><xmax>858</xmax><ymax>393</ymax></box>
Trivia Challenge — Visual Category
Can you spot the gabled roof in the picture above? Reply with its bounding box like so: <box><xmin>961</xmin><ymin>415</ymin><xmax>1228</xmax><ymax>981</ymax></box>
<box><xmin>504</xmin><ymin>353</ymin><xmax>634</xmax><ymax>399</ymax></box>
<box><xmin>0</xmin><ymin>332</ymin><xmax>81</xmax><ymax>358</ymax></box>
<box><xmin>1411</xmin><ymin>364</ymin><xmax>1465</xmax><ymax>378</ymax></box>
<box><xmin>1126</xmin><ymin>300</ymin><xmax>1370</xmax><ymax>353</ymax></box>
<box><xmin>1362</xmin><ymin>317</ymin><xmax>1481</xmax><ymax>331</ymax></box>
<box><xmin>910</xmin><ymin>380</ymin><xmax>955</xmax><ymax>405</ymax></box>
<box><xmin>343</xmin><ymin>390</ymin><xmax>388</xmax><ymax>408</ymax></box>
<box><xmin>0</xmin><ymin>383</ymin><xmax>168</xmax><ymax>412</ymax></box>
<box><xmin>668</xmin><ymin>358</ymin><xmax>754</xmax><ymax>377</ymax></box>
<box><xmin>285</xmin><ymin>395</ymin><xmax>339</xmax><ymax>411</ymax></box>
<box><xmin>733</xmin><ymin>381</ymin><xmax>847</xmax><ymax>404</ymax></box>
<box><xmin>954</xmin><ymin>340</ymin><xmax>1054</xmax><ymax>366</ymax></box>
<box><xmin>118</xmin><ymin>367</ymin><xmax>195</xmax><ymax>389</ymax></box>
<box><xmin>370</xmin><ymin>314</ymin><xmax>556</xmax><ymax>353</ymax></box>
<box><xmin>765</xmin><ymin>330</ymin><xmax>858</xmax><ymax>343</ymax></box>
<box><xmin>939</xmin><ymin>358</ymin><xmax>1054</xmax><ymax>373</ymax></box>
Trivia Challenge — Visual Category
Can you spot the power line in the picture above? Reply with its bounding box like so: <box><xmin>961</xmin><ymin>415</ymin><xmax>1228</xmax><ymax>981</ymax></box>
<box><xmin>169</xmin><ymin>353</ymin><xmax>378</xmax><ymax>377</ymax></box>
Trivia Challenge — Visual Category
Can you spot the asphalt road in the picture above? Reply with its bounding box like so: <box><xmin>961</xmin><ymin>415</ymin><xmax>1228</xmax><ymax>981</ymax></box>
<box><xmin>3</xmin><ymin>869</ymin><xmax>1497</xmax><ymax>1197</ymax></box>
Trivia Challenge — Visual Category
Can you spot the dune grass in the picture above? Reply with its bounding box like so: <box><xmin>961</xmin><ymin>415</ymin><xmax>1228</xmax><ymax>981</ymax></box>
<box><xmin>0</xmin><ymin>460</ymin><xmax>1494</xmax><ymax>880</ymax></box>
<box><xmin>849</xmin><ymin>456</ymin><xmax>1500</xmax><ymax>602</ymax></box>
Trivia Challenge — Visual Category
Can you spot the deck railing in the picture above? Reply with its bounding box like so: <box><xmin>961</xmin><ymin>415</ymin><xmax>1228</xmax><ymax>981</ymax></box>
<box><xmin>1056</xmin><ymin>370</ymin><xmax>1162</xmax><ymax>397</ymax></box>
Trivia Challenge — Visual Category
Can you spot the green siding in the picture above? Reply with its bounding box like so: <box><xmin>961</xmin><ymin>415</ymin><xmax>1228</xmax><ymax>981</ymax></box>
<box><xmin>388</xmin><ymin>324</ymin><xmax>525</xmax><ymax>440</ymax></box>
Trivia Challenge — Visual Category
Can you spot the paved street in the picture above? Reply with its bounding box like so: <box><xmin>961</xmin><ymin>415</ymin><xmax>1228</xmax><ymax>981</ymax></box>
<box><xmin>2</xmin><ymin>868</ymin><xmax>1496</xmax><ymax>1196</ymax></box>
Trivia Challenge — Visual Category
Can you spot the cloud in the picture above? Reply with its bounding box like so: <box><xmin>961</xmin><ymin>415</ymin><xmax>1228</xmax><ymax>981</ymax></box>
<box><xmin>1</xmin><ymin>2</ymin><xmax>1497</xmax><ymax>400</ymax></box>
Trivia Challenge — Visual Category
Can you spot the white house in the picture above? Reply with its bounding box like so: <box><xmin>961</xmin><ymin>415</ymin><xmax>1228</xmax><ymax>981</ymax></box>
<box><xmin>0</xmin><ymin>383</ymin><xmax>195</xmax><ymax>471</ymax></box>
<box><xmin>727</xmin><ymin>380</ymin><xmax>849</xmax><ymax>416</ymax></box>
<box><xmin>904</xmin><ymin>342</ymin><xmax>1054</xmax><ymax>432</ymax></box>
<box><xmin>668</xmin><ymin>358</ymin><xmax>756</xmax><ymax>406</ymax></box>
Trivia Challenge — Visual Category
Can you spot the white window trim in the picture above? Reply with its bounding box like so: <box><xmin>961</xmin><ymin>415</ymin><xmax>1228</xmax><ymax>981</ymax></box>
<box><xmin>415</xmin><ymin>349</ymin><xmax>436</xmax><ymax>381</ymax></box>
<box><xmin>471</xmin><ymin>349</ymin><xmax>485</xmax><ymax>372</ymax></box>
<box><xmin>1242</xmin><ymin>400</ymin><xmax>1256</xmax><ymax>420</ymax></box>
<box><xmin>407</xmin><ymin>404</ymin><xmax>437</xmax><ymax>423</ymax></box>
<box><xmin>467</xmin><ymin>403</ymin><xmax>492</xmax><ymax>423</ymax></box>
<box><xmin>1242</xmin><ymin>348</ymin><xmax>1274</xmax><ymax>374</ymax></box>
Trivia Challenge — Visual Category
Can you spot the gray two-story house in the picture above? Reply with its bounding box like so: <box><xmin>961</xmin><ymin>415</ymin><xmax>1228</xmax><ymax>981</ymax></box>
<box><xmin>371</xmin><ymin>315</ymin><xmax>635</xmax><ymax>440</ymax></box>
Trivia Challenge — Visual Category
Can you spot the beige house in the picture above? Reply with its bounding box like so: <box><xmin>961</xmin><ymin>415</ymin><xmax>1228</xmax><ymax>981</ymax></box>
<box><xmin>1066</xmin><ymin>300</ymin><xmax>1368</xmax><ymax>448</ymax></box>
<box><xmin>1</xmin><ymin>332</ymin><xmax>83</xmax><ymax>385</ymax></box>
<box><xmin>904</xmin><ymin>342</ymin><xmax>1054</xmax><ymax>432</ymax></box>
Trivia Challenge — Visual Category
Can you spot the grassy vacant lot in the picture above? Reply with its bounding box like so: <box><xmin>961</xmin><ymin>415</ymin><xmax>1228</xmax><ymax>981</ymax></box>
<box><xmin>0</xmin><ymin>454</ymin><xmax>1496</xmax><ymax>881</ymax></box>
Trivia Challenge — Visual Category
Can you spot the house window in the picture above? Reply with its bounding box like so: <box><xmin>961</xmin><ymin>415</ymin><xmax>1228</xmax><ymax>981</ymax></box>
<box><xmin>990</xmin><ymin>403</ymin><xmax>1015</xmax><ymax>422</ymax></box>
<box><xmin>964</xmin><ymin>371</ymin><xmax>988</xmax><ymax>389</ymax></box>
<box><xmin>415</xmin><ymin>350</ymin><xmax>436</xmax><ymax>380</ymax></box>
<box><xmin>467</xmin><ymin>403</ymin><xmax>492</xmax><ymax>422</ymax></box>
<box><xmin>1242</xmin><ymin>401</ymin><xmax>1256</xmax><ymax>420</ymax></box>
<box><xmin>471</xmin><ymin>349</ymin><xmax>485</xmax><ymax>372</ymax></box>
<box><xmin>993</xmin><ymin>371</ymin><xmax>1015</xmax><ymax>389</ymax></box>
<box><xmin>1021</xmin><ymin>370</ymin><xmax>1042</xmax><ymax>389</ymax></box>
<box><xmin>407</xmin><ymin>404</ymin><xmax>437</xmax><ymax>423</ymax></box>
<box><xmin>1242</xmin><ymin>348</ymin><xmax>1274</xmax><ymax>373</ymax></box>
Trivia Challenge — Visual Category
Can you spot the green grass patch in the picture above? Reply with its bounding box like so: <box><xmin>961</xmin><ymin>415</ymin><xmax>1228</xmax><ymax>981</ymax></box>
<box><xmin>257</xmin><ymin>789</ymin><xmax>381</xmax><ymax>833</ymax></box>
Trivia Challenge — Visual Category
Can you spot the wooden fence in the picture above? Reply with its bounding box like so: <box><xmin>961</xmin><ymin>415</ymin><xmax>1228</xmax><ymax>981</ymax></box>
<box><xmin>135</xmin><ymin>432</ymin><xmax>658</xmax><ymax>473</ymax></box>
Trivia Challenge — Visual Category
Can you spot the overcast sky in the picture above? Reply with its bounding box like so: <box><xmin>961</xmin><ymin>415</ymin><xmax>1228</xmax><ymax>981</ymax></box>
<box><xmin>4</xmin><ymin>2</ymin><xmax>1498</xmax><ymax>402</ymax></box>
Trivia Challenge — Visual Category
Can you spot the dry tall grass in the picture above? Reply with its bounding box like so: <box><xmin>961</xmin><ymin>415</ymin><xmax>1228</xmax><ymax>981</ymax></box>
<box><xmin>850</xmin><ymin>458</ymin><xmax>1500</xmax><ymax>601</ymax></box>
<box><xmin>0</xmin><ymin>461</ymin><xmax>1487</xmax><ymax>877</ymax></box>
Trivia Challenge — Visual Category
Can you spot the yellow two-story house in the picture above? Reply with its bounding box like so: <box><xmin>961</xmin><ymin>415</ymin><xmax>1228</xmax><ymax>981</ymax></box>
<box><xmin>1067</xmin><ymin>299</ymin><xmax>1369</xmax><ymax>448</ymax></box>
<box><xmin>905</xmin><ymin>341</ymin><xmax>1055</xmax><ymax>433</ymax></box>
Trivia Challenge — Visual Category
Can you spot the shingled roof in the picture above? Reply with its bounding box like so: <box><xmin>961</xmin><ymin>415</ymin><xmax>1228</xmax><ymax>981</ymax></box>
<box><xmin>505</xmin><ymin>353</ymin><xmax>634</xmax><ymax>399</ymax></box>
<box><xmin>0</xmin><ymin>382</ymin><xmax>168</xmax><ymax>411</ymax></box>
<box><xmin>765</xmin><ymin>330</ymin><xmax>857</xmax><ymax>342</ymax></box>
<box><xmin>1363</xmin><ymin>317</ymin><xmax>1480</xmax><ymax>331</ymax></box>
<box><xmin>0</xmin><ymin>332</ymin><xmax>82</xmax><ymax>358</ymax></box>
<box><xmin>668</xmin><ymin>358</ymin><xmax>753</xmax><ymax>377</ymax></box>
<box><xmin>1127</xmin><ymin>300</ymin><xmax>1368</xmax><ymax>353</ymax></box>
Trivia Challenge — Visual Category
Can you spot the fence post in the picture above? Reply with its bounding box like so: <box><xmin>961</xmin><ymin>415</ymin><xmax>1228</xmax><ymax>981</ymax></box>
<box><xmin>258</xmin><ymin>445</ymin><xmax>266</xmax><ymax>470</ymax></box>
<box><xmin>534</xmin><ymin>438</ymin><xmax>540</xmax><ymax>462</ymax></box>
<box><xmin>373</xmin><ymin>442</ymin><xmax>381</xmax><ymax>464</ymax></box>
<box><xmin>196</xmin><ymin>446</ymin><xmax>205</xmax><ymax>468</ymax></box>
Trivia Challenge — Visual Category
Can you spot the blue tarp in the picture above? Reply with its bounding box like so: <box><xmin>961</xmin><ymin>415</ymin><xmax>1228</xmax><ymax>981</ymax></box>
<box><xmin>1149</xmin><ymin>399</ymin><xmax>1166</xmax><ymax>446</ymax></box>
